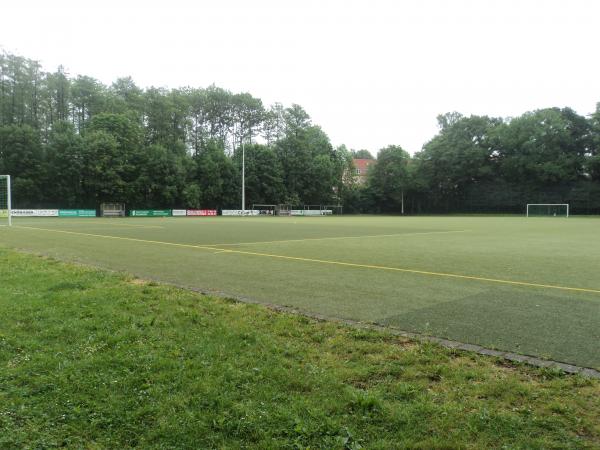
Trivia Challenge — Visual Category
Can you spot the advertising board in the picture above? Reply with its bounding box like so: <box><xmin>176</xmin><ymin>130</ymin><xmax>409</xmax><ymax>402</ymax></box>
<box><xmin>58</xmin><ymin>209</ymin><xmax>96</xmax><ymax>217</ymax></box>
<box><xmin>129</xmin><ymin>210</ymin><xmax>172</xmax><ymax>217</ymax></box>
<box><xmin>11</xmin><ymin>209</ymin><xmax>59</xmax><ymax>217</ymax></box>
<box><xmin>187</xmin><ymin>209</ymin><xmax>217</xmax><ymax>216</ymax></box>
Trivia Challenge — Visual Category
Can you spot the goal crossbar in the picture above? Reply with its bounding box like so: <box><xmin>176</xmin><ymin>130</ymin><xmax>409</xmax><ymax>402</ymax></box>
<box><xmin>526</xmin><ymin>203</ymin><xmax>569</xmax><ymax>217</ymax></box>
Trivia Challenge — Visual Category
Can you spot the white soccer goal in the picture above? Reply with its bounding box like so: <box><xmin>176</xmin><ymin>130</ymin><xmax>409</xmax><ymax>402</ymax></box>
<box><xmin>526</xmin><ymin>203</ymin><xmax>569</xmax><ymax>218</ymax></box>
<box><xmin>0</xmin><ymin>175</ymin><xmax>12</xmax><ymax>226</ymax></box>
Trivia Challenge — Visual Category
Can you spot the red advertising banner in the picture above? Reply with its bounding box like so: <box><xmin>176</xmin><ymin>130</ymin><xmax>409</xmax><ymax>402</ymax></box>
<box><xmin>186</xmin><ymin>209</ymin><xmax>217</xmax><ymax>216</ymax></box>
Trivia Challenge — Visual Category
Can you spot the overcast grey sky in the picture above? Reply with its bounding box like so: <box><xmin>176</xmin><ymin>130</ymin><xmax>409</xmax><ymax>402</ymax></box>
<box><xmin>2</xmin><ymin>0</ymin><xmax>599</xmax><ymax>154</ymax></box>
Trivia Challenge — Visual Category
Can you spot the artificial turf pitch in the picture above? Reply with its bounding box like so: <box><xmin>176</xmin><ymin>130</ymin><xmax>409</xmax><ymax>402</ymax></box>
<box><xmin>1</xmin><ymin>215</ymin><xmax>599</xmax><ymax>369</ymax></box>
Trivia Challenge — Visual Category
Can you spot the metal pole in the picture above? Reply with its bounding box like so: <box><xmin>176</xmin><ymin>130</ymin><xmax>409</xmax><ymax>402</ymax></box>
<box><xmin>401</xmin><ymin>188</ymin><xmax>404</xmax><ymax>215</ymax></box>
<box><xmin>7</xmin><ymin>175</ymin><xmax>11</xmax><ymax>227</ymax></box>
<box><xmin>241</xmin><ymin>140</ymin><xmax>245</xmax><ymax>213</ymax></box>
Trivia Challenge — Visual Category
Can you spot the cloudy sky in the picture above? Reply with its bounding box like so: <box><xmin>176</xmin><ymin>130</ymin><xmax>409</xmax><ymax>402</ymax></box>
<box><xmin>2</xmin><ymin>0</ymin><xmax>599</xmax><ymax>154</ymax></box>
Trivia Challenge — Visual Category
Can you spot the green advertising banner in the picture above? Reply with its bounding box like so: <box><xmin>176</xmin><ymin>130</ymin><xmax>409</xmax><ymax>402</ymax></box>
<box><xmin>58</xmin><ymin>209</ymin><xmax>97</xmax><ymax>217</ymax></box>
<box><xmin>129</xmin><ymin>210</ymin><xmax>172</xmax><ymax>217</ymax></box>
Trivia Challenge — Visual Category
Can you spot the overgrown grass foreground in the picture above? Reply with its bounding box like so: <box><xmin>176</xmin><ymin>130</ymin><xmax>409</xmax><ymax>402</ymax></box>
<box><xmin>0</xmin><ymin>248</ymin><xmax>598</xmax><ymax>449</ymax></box>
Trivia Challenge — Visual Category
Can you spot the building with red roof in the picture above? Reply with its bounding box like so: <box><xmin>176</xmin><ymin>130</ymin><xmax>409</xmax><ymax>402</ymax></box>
<box><xmin>352</xmin><ymin>158</ymin><xmax>376</xmax><ymax>185</ymax></box>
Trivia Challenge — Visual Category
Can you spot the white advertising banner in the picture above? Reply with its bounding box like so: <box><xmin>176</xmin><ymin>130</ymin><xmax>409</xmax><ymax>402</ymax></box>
<box><xmin>12</xmin><ymin>209</ymin><xmax>59</xmax><ymax>217</ymax></box>
<box><xmin>171</xmin><ymin>209</ymin><xmax>187</xmax><ymax>216</ymax></box>
<box><xmin>290</xmin><ymin>209</ymin><xmax>333</xmax><ymax>216</ymax></box>
<box><xmin>221</xmin><ymin>210</ymin><xmax>260</xmax><ymax>216</ymax></box>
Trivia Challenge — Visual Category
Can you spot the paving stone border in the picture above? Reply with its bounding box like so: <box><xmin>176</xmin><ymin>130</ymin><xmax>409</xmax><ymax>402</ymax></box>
<box><xmin>139</xmin><ymin>278</ymin><xmax>600</xmax><ymax>380</ymax></box>
<box><xmin>212</xmin><ymin>292</ymin><xmax>600</xmax><ymax>379</ymax></box>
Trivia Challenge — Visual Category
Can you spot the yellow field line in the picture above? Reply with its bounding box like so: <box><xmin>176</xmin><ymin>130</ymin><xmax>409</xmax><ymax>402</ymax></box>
<box><xmin>204</xmin><ymin>230</ymin><xmax>469</xmax><ymax>247</ymax></box>
<box><xmin>12</xmin><ymin>225</ymin><xmax>600</xmax><ymax>295</ymax></box>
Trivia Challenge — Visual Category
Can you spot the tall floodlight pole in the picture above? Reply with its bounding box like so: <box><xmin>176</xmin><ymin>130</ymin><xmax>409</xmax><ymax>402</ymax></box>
<box><xmin>401</xmin><ymin>188</ymin><xmax>404</xmax><ymax>215</ymax></box>
<box><xmin>241</xmin><ymin>138</ymin><xmax>245</xmax><ymax>214</ymax></box>
<box><xmin>7</xmin><ymin>175</ymin><xmax>11</xmax><ymax>227</ymax></box>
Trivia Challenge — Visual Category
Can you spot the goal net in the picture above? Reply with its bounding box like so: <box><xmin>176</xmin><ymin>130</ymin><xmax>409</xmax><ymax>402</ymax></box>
<box><xmin>0</xmin><ymin>175</ymin><xmax>11</xmax><ymax>226</ymax></box>
<box><xmin>526</xmin><ymin>203</ymin><xmax>569</xmax><ymax>217</ymax></box>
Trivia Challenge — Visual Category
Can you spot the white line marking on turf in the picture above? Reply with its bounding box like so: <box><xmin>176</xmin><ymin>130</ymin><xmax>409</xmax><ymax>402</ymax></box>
<box><xmin>16</xmin><ymin>221</ymin><xmax>164</xmax><ymax>229</ymax></box>
<box><xmin>204</xmin><ymin>230</ymin><xmax>470</xmax><ymax>247</ymax></box>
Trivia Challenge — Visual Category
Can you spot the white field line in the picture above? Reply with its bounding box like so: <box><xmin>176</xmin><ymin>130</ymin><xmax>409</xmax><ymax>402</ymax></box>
<box><xmin>204</xmin><ymin>229</ymin><xmax>470</xmax><ymax>247</ymax></box>
<box><xmin>16</xmin><ymin>220</ymin><xmax>164</xmax><ymax>229</ymax></box>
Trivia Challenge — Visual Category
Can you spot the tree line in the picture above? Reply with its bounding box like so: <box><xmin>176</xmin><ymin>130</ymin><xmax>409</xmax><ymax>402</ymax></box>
<box><xmin>1</xmin><ymin>51</ymin><xmax>599</xmax><ymax>214</ymax></box>
<box><xmin>0</xmin><ymin>51</ymin><xmax>352</xmax><ymax>210</ymax></box>
<box><xmin>353</xmin><ymin>107</ymin><xmax>600</xmax><ymax>214</ymax></box>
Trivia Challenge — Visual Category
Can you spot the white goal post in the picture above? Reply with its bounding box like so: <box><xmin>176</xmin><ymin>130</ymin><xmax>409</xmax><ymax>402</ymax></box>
<box><xmin>526</xmin><ymin>203</ymin><xmax>569</xmax><ymax>217</ymax></box>
<box><xmin>0</xmin><ymin>175</ymin><xmax>12</xmax><ymax>226</ymax></box>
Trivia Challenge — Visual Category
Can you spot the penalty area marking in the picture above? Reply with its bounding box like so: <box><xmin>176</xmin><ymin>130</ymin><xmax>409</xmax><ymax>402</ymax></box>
<box><xmin>12</xmin><ymin>225</ymin><xmax>600</xmax><ymax>295</ymax></box>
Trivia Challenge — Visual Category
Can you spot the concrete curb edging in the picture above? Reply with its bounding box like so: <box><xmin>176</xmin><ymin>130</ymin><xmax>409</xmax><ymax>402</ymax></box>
<box><xmin>160</xmin><ymin>276</ymin><xmax>600</xmax><ymax>379</ymax></box>
<box><xmin>208</xmin><ymin>293</ymin><xmax>600</xmax><ymax>379</ymax></box>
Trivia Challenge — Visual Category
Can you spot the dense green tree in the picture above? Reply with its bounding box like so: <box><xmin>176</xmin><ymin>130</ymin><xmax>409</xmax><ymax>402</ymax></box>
<box><xmin>87</xmin><ymin>113</ymin><xmax>143</xmax><ymax>151</ymax></box>
<box><xmin>283</xmin><ymin>104</ymin><xmax>311</xmax><ymax>136</ymax></box>
<box><xmin>0</xmin><ymin>53</ymin><xmax>43</xmax><ymax>127</ymax></box>
<box><xmin>81</xmin><ymin>130</ymin><xmax>128</xmax><ymax>205</ymax></box>
<box><xmin>263</xmin><ymin>103</ymin><xmax>286</xmax><ymax>145</ymax></box>
<box><xmin>108</xmin><ymin>77</ymin><xmax>145</xmax><ymax>120</ymax></box>
<box><xmin>44</xmin><ymin>121</ymin><xmax>85</xmax><ymax>207</ymax></box>
<box><xmin>0</xmin><ymin>124</ymin><xmax>43</xmax><ymax>206</ymax></box>
<box><xmin>368</xmin><ymin>145</ymin><xmax>411</xmax><ymax>213</ymax></box>
<box><xmin>414</xmin><ymin>115</ymin><xmax>500</xmax><ymax>203</ymax></box>
<box><xmin>144</xmin><ymin>87</ymin><xmax>190</xmax><ymax>150</ymax></box>
<box><xmin>193</xmin><ymin>140</ymin><xmax>237</xmax><ymax>209</ymax></box>
<box><xmin>233</xmin><ymin>143</ymin><xmax>285</xmax><ymax>207</ymax></box>
<box><xmin>82</xmin><ymin>114</ymin><xmax>145</xmax><ymax>206</ymax></box>
<box><xmin>71</xmin><ymin>76</ymin><xmax>105</xmax><ymax>133</ymax></box>
<box><xmin>204</xmin><ymin>85</ymin><xmax>234</xmax><ymax>147</ymax></box>
<box><xmin>587</xmin><ymin>103</ymin><xmax>600</xmax><ymax>181</ymax></box>
<box><xmin>132</xmin><ymin>143</ymin><xmax>189</xmax><ymax>208</ymax></box>
<box><xmin>275</xmin><ymin>118</ymin><xmax>339</xmax><ymax>204</ymax></box>
<box><xmin>351</xmin><ymin>149</ymin><xmax>374</xmax><ymax>159</ymax></box>
<box><xmin>232</xmin><ymin>92</ymin><xmax>264</xmax><ymax>147</ymax></box>
<box><xmin>46</xmin><ymin>66</ymin><xmax>71</xmax><ymax>124</ymax></box>
<box><xmin>494</xmin><ymin>108</ymin><xmax>589</xmax><ymax>185</ymax></box>
<box><xmin>332</xmin><ymin>145</ymin><xmax>355</xmax><ymax>205</ymax></box>
<box><xmin>182</xmin><ymin>182</ymin><xmax>202</xmax><ymax>209</ymax></box>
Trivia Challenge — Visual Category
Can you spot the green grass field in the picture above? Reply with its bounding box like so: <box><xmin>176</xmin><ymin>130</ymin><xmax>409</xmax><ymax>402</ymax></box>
<box><xmin>1</xmin><ymin>215</ymin><xmax>599</xmax><ymax>369</ymax></box>
<box><xmin>1</xmin><ymin>248</ymin><xmax>599</xmax><ymax>448</ymax></box>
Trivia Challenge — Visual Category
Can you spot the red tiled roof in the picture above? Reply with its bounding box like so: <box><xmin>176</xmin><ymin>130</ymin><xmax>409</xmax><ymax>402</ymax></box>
<box><xmin>353</xmin><ymin>159</ymin><xmax>375</xmax><ymax>172</ymax></box>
